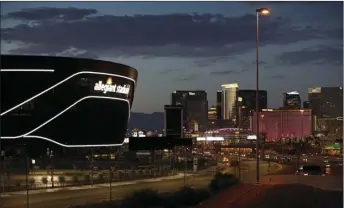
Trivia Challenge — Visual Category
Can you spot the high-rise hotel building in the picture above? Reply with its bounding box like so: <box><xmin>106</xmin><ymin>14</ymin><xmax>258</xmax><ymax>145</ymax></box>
<box><xmin>171</xmin><ymin>90</ymin><xmax>208</xmax><ymax>132</ymax></box>
<box><xmin>221</xmin><ymin>83</ymin><xmax>239</xmax><ymax>127</ymax></box>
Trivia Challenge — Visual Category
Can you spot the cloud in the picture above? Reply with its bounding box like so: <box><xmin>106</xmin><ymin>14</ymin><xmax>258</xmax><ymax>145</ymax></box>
<box><xmin>159</xmin><ymin>68</ymin><xmax>182</xmax><ymax>74</ymax></box>
<box><xmin>2</xmin><ymin>7</ymin><xmax>97</xmax><ymax>22</ymax></box>
<box><xmin>210</xmin><ymin>70</ymin><xmax>242</xmax><ymax>76</ymax></box>
<box><xmin>174</xmin><ymin>74</ymin><xmax>199</xmax><ymax>81</ymax></box>
<box><xmin>276</xmin><ymin>45</ymin><xmax>343</xmax><ymax>66</ymax></box>
<box><xmin>1</xmin><ymin>5</ymin><xmax>342</xmax><ymax>64</ymax></box>
<box><xmin>270</xmin><ymin>74</ymin><xmax>285</xmax><ymax>79</ymax></box>
<box><xmin>2</xmin><ymin>6</ymin><xmax>340</xmax><ymax>59</ymax></box>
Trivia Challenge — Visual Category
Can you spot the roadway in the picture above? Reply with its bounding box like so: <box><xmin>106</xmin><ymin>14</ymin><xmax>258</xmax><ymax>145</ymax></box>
<box><xmin>198</xmin><ymin>157</ymin><xmax>342</xmax><ymax>208</ymax></box>
<box><xmin>0</xmin><ymin>173</ymin><xmax>211</xmax><ymax>208</ymax></box>
<box><xmin>0</xmin><ymin>161</ymin><xmax>274</xmax><ymax>208</ymax></box>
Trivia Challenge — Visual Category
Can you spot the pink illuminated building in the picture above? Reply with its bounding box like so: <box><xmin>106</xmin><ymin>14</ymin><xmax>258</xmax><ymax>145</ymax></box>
<box><xmin>251</xmin><ymin>109</ymin><xmax>312</xmax><ymax>142</ymax></box>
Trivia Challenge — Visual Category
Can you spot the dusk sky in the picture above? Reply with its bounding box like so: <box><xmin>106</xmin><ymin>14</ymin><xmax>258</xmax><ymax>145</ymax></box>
<box><xmin>1</xmin><ymin>1</ymin><xmax>343</xmax><ymax>113</ymax></box>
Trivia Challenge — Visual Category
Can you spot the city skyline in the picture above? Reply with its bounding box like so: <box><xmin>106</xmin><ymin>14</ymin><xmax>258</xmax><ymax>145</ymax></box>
<box><xmin>1</xmin><ymin>2</ymin><xmax>343</xmax><ymax>113</ymax></box>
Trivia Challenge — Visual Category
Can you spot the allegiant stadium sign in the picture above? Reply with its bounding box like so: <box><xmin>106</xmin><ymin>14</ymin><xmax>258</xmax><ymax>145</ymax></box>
<box><xmin>94</xmin><ymin>77</ymin><xmax>130</xmax><ymax>95</ymax></box>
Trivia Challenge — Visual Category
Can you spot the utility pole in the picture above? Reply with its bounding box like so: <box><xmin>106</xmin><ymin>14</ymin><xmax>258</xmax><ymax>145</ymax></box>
<box><xmin>184</xmin><ymin>147</ymin><xmax>187</xmax><ymax>186</ymax></box>
<box><xmin>24</xmin><ymin>145</ymin><xmax>29</xmax><ymax>208</ymax></box>
<box><xmin>1</xmin><ymin>150</ymin><xmax>5</xmax><ymax>195</ymax></box>
<box><xmin>46</xmin><ymin>148</ymin><xmax>54</xmax><ymax>188</ymax></box>
<box><xmin>90</xmin><ymin>148</ymin><xmax>94</xmax><ymax>186</ymax></box>
<box><xmin>109</xmin><ymin>148</ymin><xmax>113</xmax><ymax>201</ymax></box>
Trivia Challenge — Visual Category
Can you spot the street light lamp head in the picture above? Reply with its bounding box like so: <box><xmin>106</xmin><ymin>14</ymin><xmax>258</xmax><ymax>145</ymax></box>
<box><xmin>257</xmin><ymin>8</ymin><xmax>270</xmax><ymax>15</ymax></box>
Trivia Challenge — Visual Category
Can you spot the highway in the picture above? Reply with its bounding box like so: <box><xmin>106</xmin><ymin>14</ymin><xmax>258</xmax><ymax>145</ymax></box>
<box><xmin>199</xmin><ymin>163</ymin><xmax>342</xmax><ymax>208</ymax></box>
<box><xmin>0</xmin><ymin>173</ymin><xmax>212</xmax><ymax>208</ymax></box>
<box><xmin>0</xmin><ymin>161</ymin><xmax>274</xmax><ymax>208</ymax></box>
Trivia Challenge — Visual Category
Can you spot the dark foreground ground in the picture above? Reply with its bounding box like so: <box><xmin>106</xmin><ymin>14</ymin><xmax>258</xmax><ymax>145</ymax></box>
<box><xmin>200</xmin><ymin>183</ymin><xmax>343</xmax><ymax>208</ymax></box>
<box><xmin>243</xmin><ymin>184</ymin><xmax>343</xmax><ymax>208</ymax></box>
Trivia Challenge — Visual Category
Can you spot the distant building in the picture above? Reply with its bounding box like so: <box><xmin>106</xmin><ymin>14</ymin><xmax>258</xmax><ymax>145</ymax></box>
<box><xmin>221</xmin><ymin>83</ymin><xmax>238</xmax><ymax>127</ymax></box>
<box><xmin>308</xmin><ymin>86</ymin><xmax>343</xmax><ymax>137</ymax></box>
<box><xmin>216</xmin><ymin>90</ymin><xmax>222</xmax><ymax>120</ymax></box>
<box><xmin>308</xmin><ymin>87</ymin><xmax>343</xmax><ymax>118</ymax></box>
<box><xmin>238</xmin><ymin>90</ymin><xmax>268</xmax><ymax>110</ymax></box>
<box><xmin>207</xmin><ymin>106</ymin><xmax>217</xmax><ymax>129</ymax></box>
<box><xmin>283</xmin><ymin>91</ymin><xmax>301</xmax><ymax>109</ymax></box>
<box><xmin>238</xmin><ymin>89</ymin><xmax>268</xmax><ymax>130</ymax></box>
<box><xmin>164</xmin><ymin>105</ymin><xmax>183</xmax><ymax>138</ymax></box>
<box><xmin>251</xmin><ymin>109</ymin><xmax>312</xmax><ymax>142</ymax></box>
<box><xmin>303</xmin><ymin>101</ymin><xmax>310</xmax><ymax>109</ymax></box>
<box><xmin>171</xmin><ymin>90</ymin><xmax>208</xmax><ymax>132</ymax></box>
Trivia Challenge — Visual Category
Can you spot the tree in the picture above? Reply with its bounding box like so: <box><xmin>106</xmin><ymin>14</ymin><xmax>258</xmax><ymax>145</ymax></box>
<box><xmin>120</xmin><ymin>189</ymin><xmax>165</xmax><ymax>208</ymax></box>
<box><xmin>83</xmin><ymin>174</ymin><xmax>91</xmax><ymax>184</ymax></box>
<box><xmin>58</xmin><ymin>176</ymin><xmax>66</xmax><ymax>186</ymax></box>
<box><xmin>98</xmin><ymin>173</ymin><xmax>105</xmax><ymax>182</ymax></box>
<box><xmin>41</xmin><ymin>176</ymin><xmax>48</xmax><ymax>188</ymax></box>
<box><xmin>29</xmin><ymin>178</ymin><xmax>36</xmax><ymax>189</ymax></box>
<box><xmin>208</xmin><ymin>172</ymin><xmax>239</xmax><ymax>194</ymax></box>
<box><xmin>71</xmin><ymin>174</ymin><xmax>79</xmax><ymax>185</ymax></box>
<box><xmin>172</xmin><ymin>186</ymin><xmax>211</xmax><ymax>206</ymax></box>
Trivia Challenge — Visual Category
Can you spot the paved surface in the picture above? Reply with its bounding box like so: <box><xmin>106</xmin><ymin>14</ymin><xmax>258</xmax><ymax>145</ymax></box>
<box><xmin>0</xmin><ymin>161</ymin><xmax>273</xmax><ymax>208</ymax></box>
<box><xmin>198</xmin><ymin>160</ymin><xmax>343</xmax><ymax>208</ymax></box>
<box><xmin>200</xmin><ymin>181</ymin><xmax>343</xmax><ymax>208</ymax></box>
<box><xmin>0</xmin><ymin>173</ymin><xmax>210</xmax><ymax>208</ymax></box>
<box><xmin>229</xmin><ymin>184</ymin><xmax>342</xmax><ymax>208</ymax></box>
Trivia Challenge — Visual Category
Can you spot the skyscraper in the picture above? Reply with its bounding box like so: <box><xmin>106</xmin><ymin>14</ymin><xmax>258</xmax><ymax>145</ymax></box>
<box><xmin>283</xmin><ymin>91</ymin><xmax>301</xmax><ymax>109</ymax></box>
<box><xmin>171</xmin><ymin>90</ymin><xmax>208</xmax><ymax>132</ymax></box>
<box><xmin>216</xmin><ymin>90</ymin><xmax>222</xmax><ymax>120</ymax></box>
<box><xmin>238</xmin><ymin>90</ymin><xmax>268</xmax><ymax>110</ymax></box>
<box><xmin>308</xmin><ymin>87</ymin><xmax>343</xmax><ymax>136</ymax></box>
<box><xmin>221</xmin><ymin>83</ymin><xmax>238</xmax><ymax>127</ymax></box>
<box><xmin>308</xmin><ymin>87</ymin><xmax>343</xmax><ymax>118</ymax></box>
<box><xmin>164</xmin><ymin>105</ymin><xmax>183</xmax><ymax>138</ymax></box>
<box><xmin>303</xmin><ymin>101</ymin><xmax>310</xmax><ymax>109</ymax></box>
<box><xmin>237</xmin><ymin>89</ymin><xmax>268</xmax><ymax>129</ymax></box>
<box><xmin>207</xmin><ymin>106</ymin><xmax>217</xmax><ymax>129</ymax></box>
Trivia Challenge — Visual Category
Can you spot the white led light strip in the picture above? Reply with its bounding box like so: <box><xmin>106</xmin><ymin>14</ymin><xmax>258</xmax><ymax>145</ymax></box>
<box><xmin>1</xmin><ymin>71</ymin><xmax>136</xmax><ymax>116</ymax></box>
<box><xmin>1</xmin><ymin>69</ymin><xmax>55</xmax><ymax>72</ymax></box>
<box><xmin>1</xmin><ymin>96</ymin><xmax>130</xmax><ymax>139</ymax></box>
<box><xmin>23</xmin><ymin>135</ymin><xmax>125</xmax><ymax>147</ymax></box>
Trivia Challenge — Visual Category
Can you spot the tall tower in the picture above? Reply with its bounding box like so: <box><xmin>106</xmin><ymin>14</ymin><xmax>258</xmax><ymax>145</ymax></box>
<box><xmin>283</xmin><ymin>91</ymin><xmax>301</xmax><ymax>109</ymax></box>
<box><xmin>216</xmin><ymin>90</ymin><xmax>222</xmax><ymax>120</ymax></box>
<box><xmin>221</xmin><ymin>83</ymin><xmax>238</xmax><ymax>127</ymax></box>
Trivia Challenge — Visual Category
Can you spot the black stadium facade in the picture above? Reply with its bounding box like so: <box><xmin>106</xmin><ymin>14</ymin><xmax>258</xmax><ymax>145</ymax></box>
<box><xmin>0</xmin><ymin>55</ymin><xmax>138</xmax><ymax>155</ymax></box>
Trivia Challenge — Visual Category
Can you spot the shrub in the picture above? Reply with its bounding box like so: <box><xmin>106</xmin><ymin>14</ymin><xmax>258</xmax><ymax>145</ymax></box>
<box><xmin>15</xmin><ymin>181</ymin><xmax>22</xmax><ymax>187</ymax></box>
<box><xmin>120</xmin><ymin>189</ymin><xmax>166</xmax><ymax>208</ymax></box>
<box><xmin>208</xmin><ymin>172</ymin><xmax>239</xmax><ymax>194</ymax></box>
<box><xmin>172</xmin><ymin>186</ymin><xmax>211</xmax><ymax>206</ymax></box>
<box><xmin>29</xmin><ymin>178</ymin><xmax>36</xmax><ymax>189</ymax></box>
<box><xmin>84</xmin><ymin>175</ymin><xmax>91</xmax><ymax>184</ymax></box>
<box><xmin>72</xmin><ymin>174</ymin><xmax>79</xmax><ymax>184</ymax></box>
<box><xmin>98</xmin><ymin>173</ymin><xmax>105</xmax><ymax>182</ymax></box>
<box><xmin>58</xmin><ymin>176</ymin><xmax>66</xmax><ymax>186</ymax></box>
<box><xmin>41</xmin><ymin>176</ymin><xmax>48</xmax><ymax>187</ymax></box>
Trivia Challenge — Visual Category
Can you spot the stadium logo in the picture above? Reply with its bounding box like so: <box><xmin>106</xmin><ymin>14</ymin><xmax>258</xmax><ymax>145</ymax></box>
<box><xmin>94</xmin><ymin>77</ymin><xmax>130</xmax><ymax>95</ymax></box>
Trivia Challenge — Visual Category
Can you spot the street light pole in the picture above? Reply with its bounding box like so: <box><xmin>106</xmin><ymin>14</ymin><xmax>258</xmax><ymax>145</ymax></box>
<box><xmin>301</xmin><ymin>110</ymin><xmax>304</xmax><ymax>140</ymax></box>
<box><xmin>255</xmin><ymin>8</ymin><xmax>270</xmax><ymax>185</ymax></box>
